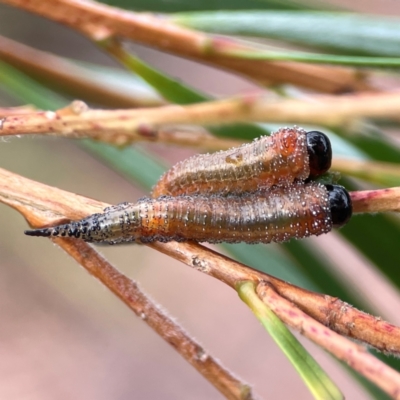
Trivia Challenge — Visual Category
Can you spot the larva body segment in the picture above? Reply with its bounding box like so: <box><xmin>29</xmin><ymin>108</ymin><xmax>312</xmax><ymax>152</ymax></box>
<box><xmin>144</xmin><ymin>184</ymin><xmax>332</xmax><ymax>244</ymax></box>
<box><xmin>25</xmin><ymin>184</ymin><xmax>352</xmax><ymax>245</ymax></box>
<box><xmin>152</xmin><ymin>127</ymin><xmax>332</xmax><ymax>197</ymax></box>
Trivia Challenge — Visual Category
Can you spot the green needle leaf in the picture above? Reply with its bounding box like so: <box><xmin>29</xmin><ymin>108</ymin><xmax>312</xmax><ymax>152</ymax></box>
<box><xmin>0</xmin><ymin>57</ymin><xmax>395</xmax><ymax>400</ymax></box>
<box><xmin>214</xmin><ymin>49</ymin><xmax>400</xmax><ymax>68</ymax></box>
<box><xmin>0</xmin><ymin>60</ymin><xmax>65</xmax><ymax>109</ymax></box>
<box><xmin>238</xmin><ymin>281</ymin><xmax>343</xmax><ymax>400</ymax></box>
<box><xmin>98</xmin><ymin>0</ymin><xmax>320</xmax><ymax>13</ymax></box>
<box><xmin>172</xmin><ymin>11</ymin><xmax>400</xmax><ymax>57</ymax></box>
<box><xmin>100</xmin><ymin>41</ymin><xmax>268</xmax><ymax>139</ymax></box>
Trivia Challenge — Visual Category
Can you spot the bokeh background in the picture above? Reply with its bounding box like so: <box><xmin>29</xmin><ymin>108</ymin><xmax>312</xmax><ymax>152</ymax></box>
<box><xmin>1</xmin><ymin>1</ymin><xmax>400</xmax><ymax>399</ymax></box>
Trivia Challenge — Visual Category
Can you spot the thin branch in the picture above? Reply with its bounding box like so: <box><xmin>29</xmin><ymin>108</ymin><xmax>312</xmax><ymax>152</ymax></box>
<box><xmin>0</xmin><ymin>102</ymin><xmax>243</xmax><ymax>149</ymax></box>
<box><xmin>0</xmin><ymin>34</ymin><xmax>163</xmax><ymax>108</ymax></box>
<box><xmin>256</xmin><ymin>282</ymin><xmax>400</xmax><ymax>399</ymax></box>
<box><xmin>1</xmin><ymin>167</ymin><xmax>400</xmax><ymax>356</ymax></box>
<box><xmin>0</xmin><ymin>168</ymin><xmax>254</xmax><ymax>400</ymax></box>
<box><xmin>56</xmin><ymin>238</ymin><xmax>254</xmax><ymax>400</ymax></box>
<box><xmin>238</xmin><ymin>281</ymin><xmax>344</xmax><ymax>400</ymax></box>
<box><xmin>150</xmin><ymin>241</ymin><xmax>400</xmax><ymax>357</ymax></box>
<box><xmin>0</xmin><ymin>37</ymin><xmax>245</xmax><ymax>150</ymax></box>
<box><xmin>151</xmin><ymin>126</ymin><xmax>243</xmax><ymax>151</ymax></box>
<box><xmin>1</xmin><ymin>93</ymin><xmax>400</xmax><ymax>145</ymax></box>
<box><xmin>0</xmin><ymin>0</ymin><xmax>374</xmax><ymax>93</ymax></box>
<box><xmin>351</xmin><ymin>187</ymin><xmax>400</xmax><ymax>213</ymax></box>
<box><xmin>107</xmin><ymin>123</ymin><xmax>244</xmax><ymax>149</ymax></box>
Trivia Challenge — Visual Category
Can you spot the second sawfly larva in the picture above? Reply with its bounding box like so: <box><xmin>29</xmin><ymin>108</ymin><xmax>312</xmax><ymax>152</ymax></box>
<box><xmin>152</xmin><ymin>127</ymin><xmax>332</xmax><ymax>197</ymax></box>
<box><xmin>25</xmin><ymin>183</ymin><xmax>352</xmax><ymax>245</ymax></box>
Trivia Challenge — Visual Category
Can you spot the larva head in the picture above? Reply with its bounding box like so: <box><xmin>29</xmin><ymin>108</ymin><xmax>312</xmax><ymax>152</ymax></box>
<box><xmin>326</xmin><ymin>184</ymin><xmax>352</xmax><ymax>227</ymax></box>
<box><xmin>306</xmin><ymin>131</ymin><xmax>332</xmax><ymax>178</ymax></box>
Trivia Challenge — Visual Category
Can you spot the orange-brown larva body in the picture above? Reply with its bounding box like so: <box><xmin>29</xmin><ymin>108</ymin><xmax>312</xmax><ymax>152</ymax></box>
<box><xmin>152</xmin><ymin>127</ymin><xmax>311</xmax><ymax>197</ymax></box>
<box><xmin>26</xmin><ymin>183</ymin><xmax>334</xmax><ymax>245</ymax></box>
<box><xmin>140</xmin><ymin>184</ymin><xmax>331</xmax><ymax>244</ymax></box>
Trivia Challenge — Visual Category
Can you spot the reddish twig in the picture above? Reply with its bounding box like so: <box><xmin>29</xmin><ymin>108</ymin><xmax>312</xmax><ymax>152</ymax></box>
<box><xmin>0</xmin><ymin>166</ymin><xmax>254</xmax><ymax>400</ymax></box>
<box><xmin>1</xmin><ymin>0</ymin><xmax>374</xmax><ymax>93</ymax></box>
<box><xmin>351</xmin><ymin>187</ymin><xmax>400</xmax><ymax>213</ymax></box>
<box><xmin>1</xmin><ymin>167</ymin><xmax>400</xmax><ymax>357</ymax></box>
<box><xmin>0</xmin><ymin>35</ymin><xmax>163</xmax><ymax>108</ymax></box>
<box><xmin>256</xmin><ymin>282</ymin><xmax>400</xmax><ymax>399</ymax></box>
<box><xmin>56</xmin><ymin>238</ymin><xmax>254</xmax><ymax>400</ymax></box>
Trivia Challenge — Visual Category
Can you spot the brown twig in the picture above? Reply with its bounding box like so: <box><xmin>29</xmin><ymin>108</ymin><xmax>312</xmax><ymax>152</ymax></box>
<box><xmin>351</xmin><ymin>187</ymin><xmax>400</xmax><ymax>213</ymax></box>
<box><xmin>0</xmin><ymin>168</ymin><xmax>254</xmax><ymax>400</ymax></box>
<box><xmin>1</xmin><ymin>0</ymin><xmax>374</xmax><ymax>93</ymax></box>
<box><xmin>149</xmin><ymin>240</ymin><xmax>400</xmax><ymax>357</ymax></box>
<box><xmin>256</xmin><ymin>282</ymin><xmax>400</xmax><ymax>399</ymax></box>
<box><xmin>56</xmin><ymin>238</ymin><xmax>254</xmax><ymax>400</ymax></box>
<box><xmin>1</xmin><ymin>94</ymin><xmax>400</xmax><ymax>145</ymax></box>
<box><xmin>0</xmin><ymin>34</ymin><xmax>163</xmax><ymax>108</ymax></box>
<box><xmin>0</xmin><ymin>101</ymin><xmax>243</xmax><ymax>149</ymax></box>
<box><xmin>151</xmin><ymin>126</ymin><xmax>243</xmax><ymax>151</ymax></box>
<box><xmin>0</xmin><ymin>37</ymin><xmax>245</xmax><ymax>150</ymax></box>
<box><xmin>1</xmin><ymin>167</ymin><xmax>400</xmax><ymax>357</ymax></box>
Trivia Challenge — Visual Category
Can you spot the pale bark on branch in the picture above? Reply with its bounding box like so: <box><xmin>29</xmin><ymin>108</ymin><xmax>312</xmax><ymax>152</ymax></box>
<box><xmin>1</xmin><ymin>167</ymin><xmax>400</xmax><ymax>398</ymax></box>
<box><xmin>1</xmin><ymin>95</ymin><xmax>400</xmax><ymax>146</ymax></box>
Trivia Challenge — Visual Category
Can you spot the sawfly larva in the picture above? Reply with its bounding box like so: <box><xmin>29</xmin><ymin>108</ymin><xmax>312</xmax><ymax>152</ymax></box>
<box><xmin>152</xmin><ymin>127</ymin><xmax>332</xmax><ymax>197</ymax></box>
<box><xmin>25</xmin><ymin>183</ymin><xmax>351</xmax><ymax>245</ymax></box>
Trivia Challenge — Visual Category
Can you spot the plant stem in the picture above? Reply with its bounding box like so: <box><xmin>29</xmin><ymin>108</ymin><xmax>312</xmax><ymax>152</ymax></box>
<box><xmin>1</xmin><ymin>167</ymin><xmax>399</xmax><ymax>354</ymax></box>
<box><xmin>0</xmin><ymin>0</ymin><xmax>373</xmax><ymax>93</ymax></box>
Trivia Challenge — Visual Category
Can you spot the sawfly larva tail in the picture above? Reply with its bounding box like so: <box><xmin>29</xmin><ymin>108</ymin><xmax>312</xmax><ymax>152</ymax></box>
<box><xmin>151</xmin><ymin>127</ymin><xmax>332</xmax><ymax>197</ymax></box>
<box><xmin>25</xmin><ymin>183</ymin><xmax>351</xmax><ymax>245</ymax></box>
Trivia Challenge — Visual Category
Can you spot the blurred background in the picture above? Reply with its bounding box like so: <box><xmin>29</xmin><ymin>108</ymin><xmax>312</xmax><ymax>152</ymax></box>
<box><xmin>1</xmin><ymin>1</ymin><xmax>400</xmax><ymax>399</ymax></box>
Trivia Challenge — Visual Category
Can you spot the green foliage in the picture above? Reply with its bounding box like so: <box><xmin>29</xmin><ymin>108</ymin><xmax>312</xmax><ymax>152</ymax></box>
<box><xmin>238</xmin><ymin>281</ymin><xmax>343</xmax><ymax>400</ymax></box>
<box><xmin>2</xmin><ymin>3</ymin><xmax>400</xmax><ymax>399</ymax></box>
<box><xmin>173</xmin><ymin>11</ymin><xmax>400</xmax><ymax>56</ymax></box>
<box><xmin>98</xmin><ymin>0</ymin><xmax>323</xmax><ymax>12</ymax></box>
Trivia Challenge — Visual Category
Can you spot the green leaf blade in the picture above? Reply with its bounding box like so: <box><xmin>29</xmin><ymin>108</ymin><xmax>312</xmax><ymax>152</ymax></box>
<box><xmin>238</xmin><ymin>281</ymin><xmax>344</xmax><ymax>400</ymax></box>
<box><xmin>173</xmin><ymin>11</ymin><xmax>400</xmax><ymax>57</ymax></box>
<box><xmin>97</xmin><ymin>0</ymin><xmax>322</xmax><ymax>13</ymax></box>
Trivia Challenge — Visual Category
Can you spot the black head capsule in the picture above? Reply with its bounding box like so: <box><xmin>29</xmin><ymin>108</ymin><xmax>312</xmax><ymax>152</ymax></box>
<box><xmin>326</xmin><ymin>184</ymin><xmax>352</xmax><ymax>227</ymax></box>
<box><xmin>306</xmin><ymin>131</ymin><xmax>332</xmax><ymax>178</ymax></box>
